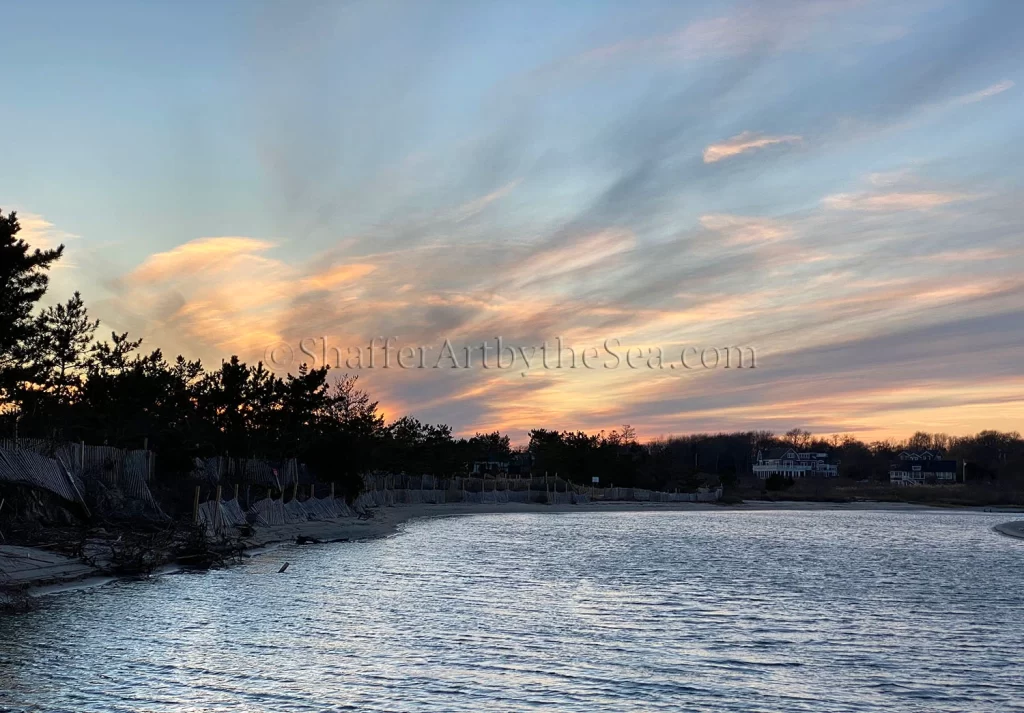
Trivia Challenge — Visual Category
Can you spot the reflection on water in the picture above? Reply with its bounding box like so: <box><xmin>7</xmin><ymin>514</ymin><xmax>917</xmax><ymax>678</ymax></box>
<box><xmin>2</xmin><ymin>509</ymin><xmax>1023</xmax><ymax>712</ymax></box>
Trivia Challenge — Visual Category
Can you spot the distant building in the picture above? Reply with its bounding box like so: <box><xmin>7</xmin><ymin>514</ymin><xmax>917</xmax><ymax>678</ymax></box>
<box><xmin>471</xmin><ymin>460</ymin><xmax>509</xmax><ymax>477</ymax></box>
<box><xmin>471</xmin><ymin>451</ymin><xmax>532</xmax><ymax>477</ymax></box>
<box><xmin>889</xmin><ymin>450</ymin><xmax>958</xmax><ymax>485</ymax></box>
<box><xmin>753</xmin><ymin>448</ymin><xmax>839</xmax><ymax>479</ymax></box>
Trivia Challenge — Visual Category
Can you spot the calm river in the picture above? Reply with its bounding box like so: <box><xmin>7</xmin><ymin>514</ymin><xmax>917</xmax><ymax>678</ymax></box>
<box><xmin>2</xmin><ymin>509</ymin><xmax>1022</xmax><ymax>712</ymax></box>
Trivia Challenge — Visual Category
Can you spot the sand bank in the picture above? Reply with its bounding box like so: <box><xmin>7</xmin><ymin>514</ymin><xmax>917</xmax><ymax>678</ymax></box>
<box><xmin>994</xmin><ymin>521</ymin><xmax>1024</xmax><ymax>540</ymax></box>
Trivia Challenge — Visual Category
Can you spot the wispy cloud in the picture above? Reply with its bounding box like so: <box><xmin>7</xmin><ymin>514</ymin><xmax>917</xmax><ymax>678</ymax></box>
<box><xmin>703</xmin><ymin>131</ymin><xmax>801</xmax><ymax>163</ymax></box>
<box><xmin>919</xmin><ymin>247</ymin><xmax>1019</xmax><ymax>263</ymax></box>
<box><xmin>512</xmin><ymin>230</ymin><xmax>635</xmax><ymax>287</ymax></box>
<box><xmin>451</xmin><ymin>180</ymin><xmax>520</xmax><ymax>223</ymax></box>
<box><xmin>8</xmin><ymin>211</ymin><xmax>81</xmax><ymax>293</ymax></box>
<box><xmin>699</xmin><ymin>214</ymin><xmax>791</xmax><ymax>244</ymax></box>
<box><xmin>15</xmin><ymin>212</ymin><xmax>78</xmax><ymax>251</ymax></box>
<box><xmin>129</xmin><ymin>237</ymin><xmax>277</xmax><ymax>283</ymax></box>
<box><xmin>301</xmin><ymin>264</ymin><xmax>377</xmax><ymax>290</ymax></box>
<box><xmin>822</xmin><ymin>191</ymin><xmax>971</xmax><ymax>211</ymax></box>
<box><xmin>953</xmin><ymin>79</ymin><xmax>1014</xmax><ymax>106</ymax></box>
<box><xmin>533</xmin><ymin>0</ymin><xmax>893</xmax><ymax>79</ymax></box>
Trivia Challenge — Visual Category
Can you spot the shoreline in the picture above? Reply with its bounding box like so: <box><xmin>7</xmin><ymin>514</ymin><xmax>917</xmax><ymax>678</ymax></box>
<box><xmin>5</xmin><ymin>499</ymin><xmax>1022</xmax><ymax>606</ymax></box>
<box><xmin>993</xmin><ymin>521</ymin><xmax>1024</xmax><ymax>540</ymax></box>
<box><xmin>240</xmin><ymin>498</ymin><xmax>1019</xmax><ymax>552</ymax></box>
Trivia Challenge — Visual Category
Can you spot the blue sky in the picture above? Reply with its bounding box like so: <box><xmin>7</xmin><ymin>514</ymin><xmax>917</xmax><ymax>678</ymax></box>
<box><xmin>4</xmin><ymin>0</ymin><xmax>1024</xmax><ymax>441</ymax></box>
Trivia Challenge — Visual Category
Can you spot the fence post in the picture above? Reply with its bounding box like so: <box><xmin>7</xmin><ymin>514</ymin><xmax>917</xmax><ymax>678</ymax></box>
<box><xmin>234</xmin><ymin>483</ymin><xmax>239</xmax><ymax>501</ymax></box>
<box><xmin>213</xmin><ymin>485</ymin><xmax>222</xmax><ymax>534</ymax></box>
<box><xmin>330</xmin><ymin>482</ymin><xmax>335</xmax><ymax>501</ymax></box>
<box><xmin>192</xmin><ymin>485</ymin><xmax>200</xmax><ymax>524</ymax></box>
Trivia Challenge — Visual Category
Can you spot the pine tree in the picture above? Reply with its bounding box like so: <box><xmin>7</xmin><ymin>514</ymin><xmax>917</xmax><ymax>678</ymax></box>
<box><xmin>0</xmin><ymin>209</ymin><xmax>65</xmax><ymax>404</ymax></box>
<box><xmin>33</xmin><ymin>291</ymin><xmax>99</xmax><ymax>406</ymax></box>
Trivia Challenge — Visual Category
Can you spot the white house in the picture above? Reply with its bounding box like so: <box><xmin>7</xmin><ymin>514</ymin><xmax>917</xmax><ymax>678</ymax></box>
<box><xmin>753</xmin><ymin>448</ymin><xmax>839</xmax><ymax>479</ymax></box>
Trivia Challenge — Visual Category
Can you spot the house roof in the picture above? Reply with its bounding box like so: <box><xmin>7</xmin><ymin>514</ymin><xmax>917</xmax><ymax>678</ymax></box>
<box><xmin>899</xmin><ymin>449</ymin><xmax>945</xmax><ymax>459</ymax></box>
<box><xmin>890</xmin><ymin>459</ymin><xmax>958</xmax><ymax>472</ymax></box>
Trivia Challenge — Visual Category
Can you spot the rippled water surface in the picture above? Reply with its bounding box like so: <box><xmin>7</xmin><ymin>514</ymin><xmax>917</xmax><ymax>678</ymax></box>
<box><xmin>2</xmin><ymin>509</ymin><xmax>1023</xmax><ymax>712</ymax></box>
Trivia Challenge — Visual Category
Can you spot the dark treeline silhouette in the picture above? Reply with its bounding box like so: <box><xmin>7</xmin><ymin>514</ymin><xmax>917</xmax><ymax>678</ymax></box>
<box><xmin>527</xmin><ymin>427</ymin><xmax>1024</xmax><ymax>490</ymax></box>
<box><xmin>2</xmin><ymin>209</ymin><xmax>1022</xmax><ymax>497</ymax></box>
<box><xmin>0</xmin><ymin>209</ymin><xmax>514</xmax><ymax>497</ymax></box>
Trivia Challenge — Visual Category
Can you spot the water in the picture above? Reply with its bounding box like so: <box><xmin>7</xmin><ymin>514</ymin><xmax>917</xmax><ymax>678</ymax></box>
<box><xmin>2</xmin><ymin>509</ymin><xmax>1023</xmax><ymax>712</ymax></box>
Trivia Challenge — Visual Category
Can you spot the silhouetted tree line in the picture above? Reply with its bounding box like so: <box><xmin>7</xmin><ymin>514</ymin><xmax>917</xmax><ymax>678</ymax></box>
<box><xmin>0</xmin><ymin>210</ymin><xmax>513</xmax><ymax>493</ymax></box>
<box><xmin>2</xmin><ymin>209</ymin><xmax>1022</xmax><ymax>494</ymax></box>
<box><xmin>526</xmin><ymin>426</ymin><xmax>1024</xmax><ymax>490</ymax></box>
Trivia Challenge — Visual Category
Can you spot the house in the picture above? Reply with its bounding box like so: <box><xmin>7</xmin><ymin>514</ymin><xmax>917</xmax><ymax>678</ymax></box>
<box><xmin>471</xmin><ymin>459</ymin><xmax>509</xmax><ymax>477</ymax></box>
<box><xmin>889</xmin><ymin>450</ymin><xmax>958</xmax><ymax>485</ymax></box>
<box><xmin>472</xmin><ymin>450</ymin><xmax>533</xmax><ymax>477</ymax></box>
<box><xmin>753</xmin><ymin>448</ymin><xmax>839</xmax><ymax>479</ymax></box>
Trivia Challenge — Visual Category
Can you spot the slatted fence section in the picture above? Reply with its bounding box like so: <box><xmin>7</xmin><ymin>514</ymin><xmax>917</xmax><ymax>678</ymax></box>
<box><xmin>0</xmin><ymin>439</ymin><xmax>165</xmax><ymax>515</ymax></box>
<box><xmin>189</xmin><ymin>457</ymin><xmax>311</xmax><ymax>489</ymax></box>
<box><xmin>0</xmin><ymin>445</ymin><xmax>87</xmax><ymax>506</ymax></box>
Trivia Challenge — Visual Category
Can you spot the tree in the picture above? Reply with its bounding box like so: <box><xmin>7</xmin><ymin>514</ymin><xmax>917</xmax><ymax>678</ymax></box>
<box><xmin>0</xmin><ymin>209</ymin><xmax>64</xmax><ymax>406</ymax></box>
<box><xmin>33</xmin><ymin>292</ymin><xmax>99</xmax><ymax>406</ymax></box>
<box><xmin>907</xmin><ymin>431</ymin><xmax>933</xmax><ymax>451</ymax></box>
<box><xmin>305</xmin><ymin>373</ymin><xmax>384</xmax><ymax>490</ymax></box>
<box><xmin>606</xmin><ymin>424</ymin><xmax>637</xmax><ymax>447</ymax></box>
<box><xmin>89</xmin><ymin>331</ymin><xmax>143</xmax><ymax>376</ymax></box>
<box><xmin>467</xmin><ymin>431</ymin><xmax>512</xmax><ymax>462</ymax></box>
<box><xmin>784</xmin><ymin>428</ymin><xmax>812</xmax><ymax>450</ymax></box>
<box><xmin>328</xmin><ymin>374</ymin><xmax>382</xmax><ymax>430</ymax></box>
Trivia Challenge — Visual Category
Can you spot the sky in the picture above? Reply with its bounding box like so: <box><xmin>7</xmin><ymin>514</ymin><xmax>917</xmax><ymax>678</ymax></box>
<box><xmin>3</xmin><ymin>0</ymin><xmax>1024</xmax><ymax>443</ymax></box>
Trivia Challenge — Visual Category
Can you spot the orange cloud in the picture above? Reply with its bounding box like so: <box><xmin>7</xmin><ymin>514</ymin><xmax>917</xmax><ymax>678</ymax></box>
<box><xmin>301</xmin><ymin>263</ymin><xmax>377</xmax><ymax>290</ymax></box>
<box><xmin>703</xmin><ymin>131</ymin><xmax>801</xmax><ymax>163</ymax></box>
<box><xmin>129</xmin><ymin>237</ymin><xmax>277</xmax><ymax>283</ymax></box>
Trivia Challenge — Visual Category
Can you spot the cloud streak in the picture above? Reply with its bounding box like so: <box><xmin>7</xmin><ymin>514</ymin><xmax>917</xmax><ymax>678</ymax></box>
<box><xmin>953</xmin><ymin>79</ymin><xmax>1014</xmax><ymax>105</ymax></box>
<box><xmin>822</xmin><ymin>191</ymin><xmax>971</xmax><ymax>211</ymax></box>
<box><xmin>703</xmin><ymin>132</ymin><xmax>802</xmax><ymax>163</ymax></box>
